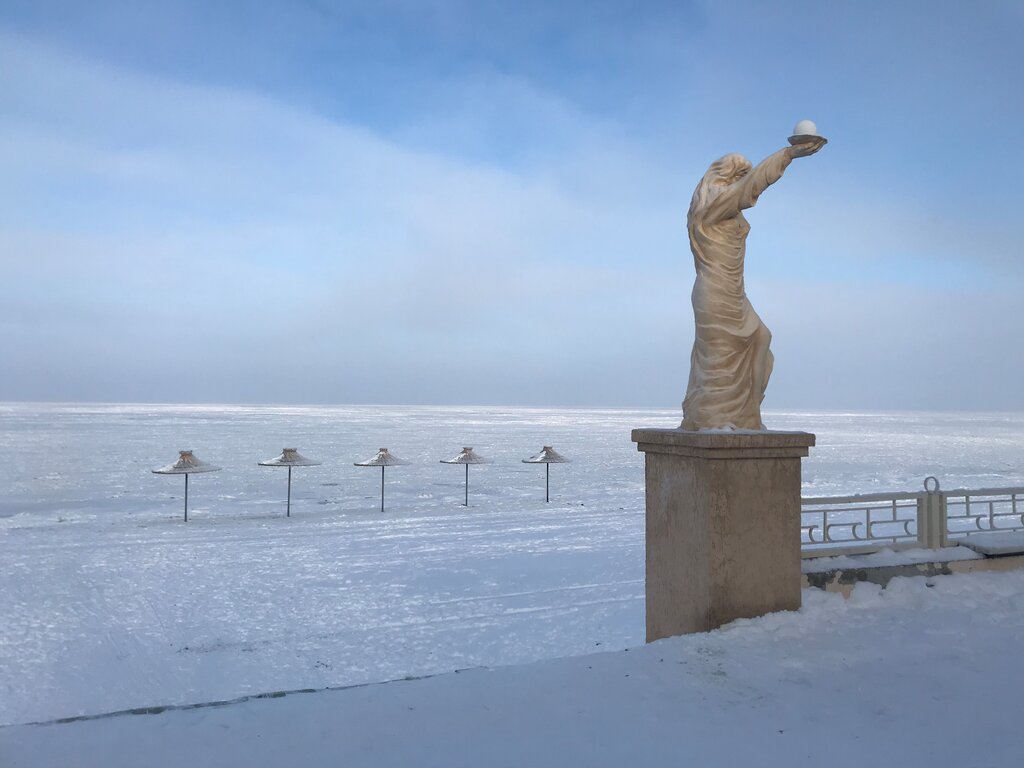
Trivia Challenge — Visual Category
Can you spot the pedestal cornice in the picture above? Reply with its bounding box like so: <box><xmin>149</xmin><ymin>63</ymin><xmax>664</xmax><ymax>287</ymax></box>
<box><xmin>631</xmin><ymin>428</ymin><xmax>815</xmax><ymax>460</ymax></box>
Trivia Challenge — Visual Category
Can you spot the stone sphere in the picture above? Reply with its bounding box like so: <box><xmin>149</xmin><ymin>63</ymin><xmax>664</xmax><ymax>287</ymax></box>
<box><xmin>793</xmin><ymin>119</ymin><xmax>818</xmax><ymax>136</ymax></box>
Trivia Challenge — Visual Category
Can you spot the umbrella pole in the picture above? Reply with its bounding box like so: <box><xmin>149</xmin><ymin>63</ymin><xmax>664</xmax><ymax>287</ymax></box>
<box><xmin>546</xmin><ymin>462</ymin><xmax>550</xmax><ymax>503</ymax></box>
<box><xmin>381</xmin><ymin>465</ymin><xmax>385</xmax><ymax>513</ymax></box>
<box><xmin>184</xmin><ymin>473</ymin><xmax>189</xmax><ymax>522</ymax></box>
<box><xmin>464</xmin><ymin>464</ymin><xmax>469</xmax><ymax>507</ymax></box>
<box><xmin>287</xmin><ymin>466</ymin><xmax>292</xmax><ymax>517</ymax></box>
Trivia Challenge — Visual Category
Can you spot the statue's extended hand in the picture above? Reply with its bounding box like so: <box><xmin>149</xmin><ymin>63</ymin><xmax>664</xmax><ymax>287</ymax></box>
<box><xmin>788</xmin><ymin>137</ymin><xmax>827</xmax><ymax>158</ymax></box>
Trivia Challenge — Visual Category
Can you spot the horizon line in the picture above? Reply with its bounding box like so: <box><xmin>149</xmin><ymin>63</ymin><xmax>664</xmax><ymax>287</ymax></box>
<box><xmin>1</xmin><ymin>400</ymin><xmax>1022</xmax><ymax>416</ymax></box>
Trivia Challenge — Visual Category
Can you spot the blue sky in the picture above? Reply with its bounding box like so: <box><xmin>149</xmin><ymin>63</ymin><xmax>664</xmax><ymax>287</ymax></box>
<box><xmin>1</xmin><ymin>0</ymin><xmax>1022</xmax><ymax>409</ymax></box>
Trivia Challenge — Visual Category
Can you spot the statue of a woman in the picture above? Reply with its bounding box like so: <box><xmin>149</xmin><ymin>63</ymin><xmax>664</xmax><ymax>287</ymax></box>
<box><xmin>681</xmin><ymin>138</ymin><xmax>826</xmax><ymax>431</ymax></box>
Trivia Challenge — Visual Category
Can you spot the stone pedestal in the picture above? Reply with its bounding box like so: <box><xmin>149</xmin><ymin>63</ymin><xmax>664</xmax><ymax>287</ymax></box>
<box><xmin>631</xmin><ymin>428</ymin><xmax>815</xmax><ymax>640</ymax></box>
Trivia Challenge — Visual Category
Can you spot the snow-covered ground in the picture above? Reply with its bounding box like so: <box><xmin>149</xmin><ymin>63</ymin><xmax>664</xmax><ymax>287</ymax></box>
<box><xmin>2</xmin><ymin>403</ymin><xmax>1024</xmax><ymax>727</ymax></box>
<box><xmin>4</xmin><ymin>571</ymin><xmax>1024</xmax><ymax>768</ymax></box>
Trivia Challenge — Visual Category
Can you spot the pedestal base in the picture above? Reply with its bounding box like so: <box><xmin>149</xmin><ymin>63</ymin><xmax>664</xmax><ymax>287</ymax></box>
<box><xmin>631</xmin><ymin>429</ymin><xmax>815</xmax><ymax>640</ymax></box>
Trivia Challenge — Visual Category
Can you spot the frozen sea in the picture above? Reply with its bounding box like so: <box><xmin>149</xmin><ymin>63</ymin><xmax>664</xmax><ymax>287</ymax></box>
<box><xmin>2</xmin><ymin>403</ymin><xmax>1023</xmax><ymax>726</ymax></box>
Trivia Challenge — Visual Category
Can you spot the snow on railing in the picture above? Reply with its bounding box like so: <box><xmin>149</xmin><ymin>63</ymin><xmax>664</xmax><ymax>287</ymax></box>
<box><xmin>800</xmin><ymin>478</ymin><xmax>1024</xmax><ymax>554</ymax></box>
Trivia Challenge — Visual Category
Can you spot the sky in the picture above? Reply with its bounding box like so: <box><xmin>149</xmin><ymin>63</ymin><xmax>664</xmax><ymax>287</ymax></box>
<box><xmin>1</xmin><ymin>0</ymin><xmax>1022</xmax><ymax>409</ymax></box>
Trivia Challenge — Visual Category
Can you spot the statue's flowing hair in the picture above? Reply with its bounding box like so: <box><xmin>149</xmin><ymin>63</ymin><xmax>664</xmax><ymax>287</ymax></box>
<box><xmin>688</xmin><ymin>153</ymin><xmax>752</xmax><ymax>221</ymax></box>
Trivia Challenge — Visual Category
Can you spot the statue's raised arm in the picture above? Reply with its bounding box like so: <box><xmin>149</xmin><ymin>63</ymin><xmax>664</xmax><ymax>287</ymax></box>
<box><xmin>681</xmin><ymin>131</ymin><xmax>826</xmax><ymax>431</ymax></box>
<box><xmin>697</xmin><ymin>139</ymin><xmax>827</xmax><ymax>226</ymax></box>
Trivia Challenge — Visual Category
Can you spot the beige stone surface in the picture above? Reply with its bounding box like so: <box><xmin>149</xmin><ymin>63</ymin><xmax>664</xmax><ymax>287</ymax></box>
<box><xmin>682</xmin><ymin>138</ymin><xmax>825</xmax><ymax>431</ymax></box>
<box><xmin>632</xmin><ymin>428</ymin><xmax>814</xmax><ymax>640</ymax></box>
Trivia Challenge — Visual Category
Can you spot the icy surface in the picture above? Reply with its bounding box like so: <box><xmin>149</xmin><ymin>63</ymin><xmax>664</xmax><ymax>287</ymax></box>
<box><xmin>3</xmin><ymin>571</ymin><xmax>1024</xmax><ymax>767</ymax></box>
<box><xmin>1</xmin><ymin>403</ymin><xmax>1024</xmax><ymax>725</ymax></box>
<box><xmin>958</xmin><ymin>530</ymin><xmax>1024</xmax><ymax>556</ymax></box>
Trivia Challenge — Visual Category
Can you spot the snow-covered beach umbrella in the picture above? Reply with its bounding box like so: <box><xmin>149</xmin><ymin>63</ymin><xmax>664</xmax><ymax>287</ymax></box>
<box><xmin>522</xmin><ymin>446</ymin><xmax>570</xmax><ymax>503</ymax></box>
<box><xmin>258</xmin><ymin>448</ymin><xmax>322</xmax><ymax>518</ymax></box>
<box><xmin>152</xmin><ymin>450</ymin><xmax>221</xmax><ymax>522</ymax></box>
<box><xmin>440</xmin><ymin>447</ymin><xmax>491</xmax><ymax>507</ymax></box>
<box><xmin>354</xmin><ymin>448</ymin><xmax>411</xmax><ymax>513</ymax></box>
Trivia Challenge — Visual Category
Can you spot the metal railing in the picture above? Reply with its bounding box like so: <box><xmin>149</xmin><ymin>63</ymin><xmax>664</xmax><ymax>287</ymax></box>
<box><xmin>946</xmin><ymin>486</ymin><xmax>1024</xmax><ymax>540</ymax></box>
<box><xmin>801</xmin><ymin>477</ymin><xmax>1024</xmax><ymax>554</ymax></box>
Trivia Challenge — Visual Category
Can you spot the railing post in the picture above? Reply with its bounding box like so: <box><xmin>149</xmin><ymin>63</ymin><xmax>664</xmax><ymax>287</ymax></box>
<box><xmin>917</xmin><ymin>476</ymin><xmax>948</xmax><ymax>549</ymax></box>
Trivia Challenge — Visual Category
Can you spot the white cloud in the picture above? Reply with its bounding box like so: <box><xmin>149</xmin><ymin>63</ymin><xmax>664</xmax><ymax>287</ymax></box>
<box><xmin>0</xmin><ymin>30</ymin><xmax>687</xmax><ymax>404</ymax></box>
<box><xmin>0</xmin><ymin>23</ymin><xmax>1020</xmax><ymax>409</ymax></box>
